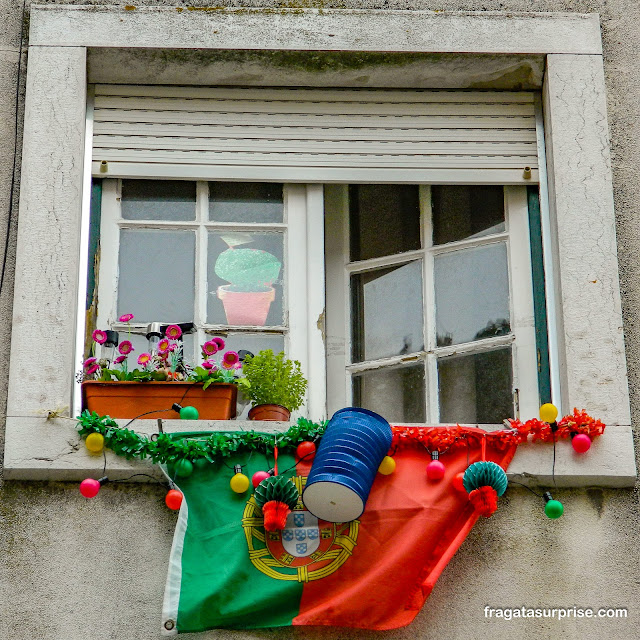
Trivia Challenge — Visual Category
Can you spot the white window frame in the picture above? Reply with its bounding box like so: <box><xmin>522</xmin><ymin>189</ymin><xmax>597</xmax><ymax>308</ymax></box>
<box><xmin>5</xmin><ymin>6</ymin><xmax>635</xmax><ymax>487</ymax></box>
<box><xmin>325</xmin><ymin>184</ymin><xmax>538</xmax><ymax>423</ymax></box>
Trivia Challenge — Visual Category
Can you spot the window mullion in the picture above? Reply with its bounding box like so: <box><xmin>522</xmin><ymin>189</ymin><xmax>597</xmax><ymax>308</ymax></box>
<box><xmin>193</xmin><ymin>181</ymin><xmax>209</xmax><ymax>363</ymax></box>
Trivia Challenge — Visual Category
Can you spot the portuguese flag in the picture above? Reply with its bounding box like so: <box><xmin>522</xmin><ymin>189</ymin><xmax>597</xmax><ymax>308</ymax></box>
<box><xmin>161</xmin><ymin>429</ymin><xmax>517</xmax><ymax>634</ymax></box>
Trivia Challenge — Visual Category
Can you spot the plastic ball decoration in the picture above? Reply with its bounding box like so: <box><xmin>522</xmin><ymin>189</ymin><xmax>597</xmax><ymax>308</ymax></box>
<box><xmin>179</xmin><ymin>405</ymin><xmax>199</xmax><ymax>420</ymax></box>
<box><xmin>452</xmin><ymin>472</ymin><xmax>466</xmax><ymax>492</ymax></box>
<box><xmin>165</xmin><ymin>489</ymin><xmax>183</xmax><ymax>511</ymax></box>
<box><xmin>378</xmin><ymin>456</ymin><xmax>396</xmax><ymax>475</ymax></box>
<box><xmin>539</xmin><ymin>403</ymin><xmax>559</xmax><ymax>423</ymax></box>
<box><xmin>296</xmin><ymin>441</ymin><xmax>317</xmax><ymax>461</ymax></box>
<box><xmin>174</xmin><ymin>459</ymin><xmax>194</xmax><ymax>478</ymax></box>
<box><xmin>194</xmin><ymin>457</ymin><xmax>209</xmax><ymax>470</ymax></box>
<box><xmin>230</xmin><ymin>472</ymin><xmax>250</xmax><ymax>494</ymax></box>
<box><xmin>426</xmin><ymin>460</ymin><xmax>446</xmax><ymax>481</ymax></box>
<box><xmin>252</xmin><ymin>470</ymin><xmax>271</xmax><ymax>488</ymax></box>
<box><xmin>79</xmin><ymin>478</ymin><xmax>102</xmax><ymax>498</ymax></box>
<box><xmin>85</xmin><ymin>432</ymin><xmax>105</xmax><ymax>453</ymax></box>
<box><xmin>571</xmin><ymin>433</ymin><xmax>592</xmax><ymax>453</ymax></box>
<box><xmin>544</xmin><ymin>499</ymin><xmax>564</xmax><ymax>519</ymax></box>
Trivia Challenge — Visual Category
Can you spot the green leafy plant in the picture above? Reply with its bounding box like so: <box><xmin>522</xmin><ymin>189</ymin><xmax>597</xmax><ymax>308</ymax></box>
<box><xmin>242</xmin><ymin>350</ymin><xmax>308</xmax><ymax>411</ymax></box>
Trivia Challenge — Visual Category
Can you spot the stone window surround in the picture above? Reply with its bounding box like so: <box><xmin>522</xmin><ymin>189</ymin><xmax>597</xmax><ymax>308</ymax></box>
<box><xmin>3</xmin><ymin>5</ymin><xmax>635</xmax><ymax>486</ymax></box>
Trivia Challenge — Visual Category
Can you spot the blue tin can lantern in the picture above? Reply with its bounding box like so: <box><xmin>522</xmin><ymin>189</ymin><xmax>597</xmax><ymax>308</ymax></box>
<box><xmin>302</xmin><ymin>407</ymin><xmax>392</xmax><ymax>522</ymax></box>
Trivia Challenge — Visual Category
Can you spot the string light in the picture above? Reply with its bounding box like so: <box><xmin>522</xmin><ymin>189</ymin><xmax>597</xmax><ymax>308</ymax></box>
<box><xmin>79</xmin><ymin>476</ymin><xmax>108</xmax><ymax>498</ymax></box>
<box><xmin>378</xmin><ymin>456</ymin><xmax>396</xmax><ymax>475</ymax></box>
<box><xmin>543</xmin><ymin>491</ymin><xmax>564</xmax><ymax>519</ymax></box>
<box><xmin>165</xmin><ymin>489</ymin><xmax>183</xmax><ymax>511</ymax></box>
<box><xmin>230</xmin><ymin>465</ymin><xmax>250</xmax><ymax>493</ymax></box>
<box><xmin>426</xmin><ymin>451</ymin><xmax>446</xmax><ymax>481</ymax></box>
<box><xmin>84</xmin><ymin>432</ymin><xmax>104</xmax><ymax>453</ymax></box>
<box><xmin>571</xmin><ymin>433</ymin><xmax>592</xmax><ymax>453</ymax></box>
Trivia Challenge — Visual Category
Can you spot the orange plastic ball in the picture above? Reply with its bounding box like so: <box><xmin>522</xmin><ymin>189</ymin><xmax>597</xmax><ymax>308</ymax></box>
<box><xmin>165</xmin><ymin>489</ymin><xmax>183</xmax><ymax>511</ymax></box>
<box><xmin>452</xmin><ymin>472</ymin><xmax>466</xmax><ymax>492</ymax></box>
<box><xmin>296</xmin><ymin>441</ymin><xmax>316</xmax><ymax>461</ymax></box>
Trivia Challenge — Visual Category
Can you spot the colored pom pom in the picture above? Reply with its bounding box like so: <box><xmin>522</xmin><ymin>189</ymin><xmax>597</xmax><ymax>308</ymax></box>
<box><xmin>261</xmin><ymin>500</ymin><xmax>293</xmax><ymax>531</ymax></box>
<box><xmin>462</xmin><ymin>461</ymin><xmax>508</xmax><ymax>496</ymax></box>
<box><xmin>468</xmin><ymin>485</ymin><xmax>499</xmax><ymax>517</ymax></box>
<box><xmin>165</xmin><ymin>489</ymin><xmax>183</xmax><ymax>510</ymax></box>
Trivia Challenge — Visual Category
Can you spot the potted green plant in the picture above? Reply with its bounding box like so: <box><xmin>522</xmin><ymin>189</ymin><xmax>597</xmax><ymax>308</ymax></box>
<box><xmin>242</xmin><ymin>350</ymin><xmax>308</xmax><ymax>421</ymax></box>
<box><xmin>81</xmin><ymin>317</ymin><xmax>247</xmax><ymax>420</ymax></box>
<box><xmin>214</xmin><ymin>247</ymin><xmax>281</xmax><ymax>326</ymax></box>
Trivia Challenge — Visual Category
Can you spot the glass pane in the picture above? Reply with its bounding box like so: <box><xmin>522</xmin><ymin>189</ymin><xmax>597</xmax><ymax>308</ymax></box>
<box><xmin>438</xmin><ymin>347</ymin><xmax>513</xmax><ymax>424</ymax></box>
<box><xmin>434</xmin><ymin>243</ymin><xmax>510</xmax><ymax>346</ymax></box>
<box><xmin>351</xmin><ymin>261</ymin><xmax>424</xmax><ymax>363</ymax></box>
<box><xmin>432</xmin><ymin>185</ymin><xmax>505</xmax><ymax>245</ymax></box>
<box><xmin>208</xmin><ymin>232</ymin><xmax>284</xmax><ymax>326</ymax></box>
<box><xmin>121</xmin><ymin>180</ymin><xmax>196</xmax><ymax>221</ymax></box>
<box><xmin>205</xmin><ymin>334</ymin><xmax>285</xmax><ymax>360</ymax></box>
<box><xmin>352</xmin><ymin>363</ymin><xmax>426</xmax><ymax>423</ymax></box>
<box><xmin>349</xmin><ymin>185</ymin><xmax>421</xmax><ymax>261</ymax></box>
<box><xmin>118</xmin><ymin>230</ymin><xmax>195</xmax><ymax>323</ymax></box>
<box><xmin>208</xmin><ymin>182</ymin><xmax>283</xmax><ymax>223</ymax></box>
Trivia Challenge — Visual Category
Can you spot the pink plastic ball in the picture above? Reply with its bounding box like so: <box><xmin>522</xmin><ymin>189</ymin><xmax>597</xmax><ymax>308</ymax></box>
<box><xmin>252</xmin><ymin>471</ymin><xmax>271</xmax><ymax>488</ymax></box>
<box><xmin>426</xmin><ymin>460</ymin><xmax>446</xmax><ymax>481</ymax></box>
<box><xmin>572</xmin><ymin>433</ymin><xmax>592</xmax><ymax>453</ymax></box>
<box><xmin>79</xmin><ymin>478</ymin><xmax>101</xmax><ymax>498</ymax></box>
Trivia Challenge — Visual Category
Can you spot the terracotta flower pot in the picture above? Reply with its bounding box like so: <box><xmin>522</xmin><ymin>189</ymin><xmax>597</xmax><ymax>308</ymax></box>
<box><xmin>248</xmin><ymin>404</ymin><xmax>291</xmax><ymax>421</ymax></box>
<box><xmin>217</xmin><ymin>285</ymin><xmax>275</xmax><ymax>326</ymax></box>
<box><xmin>82</xmin><ymin>381</ymin><xmax>237</xmax><ymax>420</ymax></box>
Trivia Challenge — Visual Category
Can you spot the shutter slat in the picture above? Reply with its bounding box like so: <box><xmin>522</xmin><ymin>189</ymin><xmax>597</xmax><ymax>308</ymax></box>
<box><xmin>92</xmin><ymin>86</ymin><xmax>539</xmax><ymax>181</ymax></box>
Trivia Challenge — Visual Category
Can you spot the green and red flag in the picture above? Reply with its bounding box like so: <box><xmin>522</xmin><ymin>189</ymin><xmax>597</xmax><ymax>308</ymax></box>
<box><xmin>161</xmin><ymin>427</ymin><xmax>518</xmax><ymax>634</ymax></box>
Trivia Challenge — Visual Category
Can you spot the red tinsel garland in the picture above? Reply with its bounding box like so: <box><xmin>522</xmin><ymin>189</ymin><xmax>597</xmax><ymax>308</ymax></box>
<box><xmin>390</xmin><ymin>408</ymin><xmax>605</xmax><ymax>451</ymax></box>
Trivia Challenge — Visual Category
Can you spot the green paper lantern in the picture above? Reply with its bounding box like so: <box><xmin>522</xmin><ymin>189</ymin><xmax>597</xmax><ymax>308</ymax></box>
<box><xmin>254</xmin><ymin>475</ymin><xmax>299</xmax><ymax>509</ymax></box>
<box><xmin>174</xmin><ymin>459</ymin><xmax>194</xmax><ymax>478</ymax></box>
<box><xmin>545</xmin><ymin>499</ymin><xmax>564</xmax><ymax>519</ymax></box>
<box><xmin>462</xmin><ymin>461</ymin><xmax>508</xmax><ymax>496</ymax></box>
<box><xmin>179</xmin><ymin>405</ymin><xmax>199</xmax><ymax>420</ymax></box>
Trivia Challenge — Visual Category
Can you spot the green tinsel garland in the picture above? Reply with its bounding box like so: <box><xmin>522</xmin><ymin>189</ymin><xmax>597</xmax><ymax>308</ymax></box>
<box><xmin>76</xmin><ymin>410</ymin><xmax>327</xmax><ymax>465</ymax></box>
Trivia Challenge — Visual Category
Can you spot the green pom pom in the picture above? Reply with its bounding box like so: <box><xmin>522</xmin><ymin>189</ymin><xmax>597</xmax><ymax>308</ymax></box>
<box><xmin>462</xmin><ymin>461</ymin><xmax>508</xmax><ymax>496</ymax></box>
<box><xmin>254</xmin><ymin>475</ymin><xmax>299</xmax><ymax>509</ymax></box>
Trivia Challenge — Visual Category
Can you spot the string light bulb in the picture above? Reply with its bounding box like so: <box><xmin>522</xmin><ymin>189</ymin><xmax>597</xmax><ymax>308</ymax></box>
<box><xmin>539</xmin><ymin>403</ymin><xmax>558</xmax><ymax>424</ymax></box>
<box><xmin>252</xmin><ymin>471</ymin><xmax>271</xmax><ymax>488</ymax></box>
<box><xmin>296</xmin><ymin>441</ymin><xmax>316</xmax><ymax>461</ymax></box>
<box><xmin>230</xmin><ymin>465</ymin><xmax>250</xmax><ymax>493</ymax></box>
<box><xmin>174</xmin><ymin>459</ymin><xmax>193</xmax><ymax>478</ymax></box>
<box><xmin>426</xmin><ymin>451</ymin><xmax>446</xmax><ymax>481</ymax></box>
<box><xmin>85</xmin><ymin>432</ymin><xmax>105</xmax><ymax>454</ymax></box>
<box><xmin>172</xmin><ymin>403</ymin><xmax>199</xmax><ymax>420</ymax></box>
<box><xmin>543</xmin><ymin>491</ymin><xmax>564</xmax><ymax>519</ymax></box>
<box><xmin>452</xmin><ymin>472</ymin><xmax>466</xmax><ymax>492</ymax></box>
<box><xmin>79</xmin><ymin>476</ymin><xmax>108</xmax><ymax>498</ymax></box>
<box><xmin>165</xmin><ymin>489</ymin><xmax>183</xmax><ymax>511</ymax></box>
<box><xmin>571</xmin><ymin>433</ymin><xmax>592</xmax><ymax>453</ymax></box>
<box><xmin>378</xmin><ymin>456</ymin><xmax>396</xmax><ymax>475</ymax></box>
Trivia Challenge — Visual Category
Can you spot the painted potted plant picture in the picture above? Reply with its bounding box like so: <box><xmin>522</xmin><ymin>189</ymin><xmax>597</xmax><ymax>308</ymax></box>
<box><xmin>80</xmin><ymin>318</ymin><xmax>247</xmax><ymax>420</ymax></box>
<box><xmin>214</xmin><ymin>235</ymin><xmax>282</xmax><ymax>326</ymax></box>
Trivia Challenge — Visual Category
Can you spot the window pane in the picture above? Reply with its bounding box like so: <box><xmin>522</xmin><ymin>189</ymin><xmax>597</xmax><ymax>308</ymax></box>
<box><xmin>434</xmin><ymin>243</ymin><xmax>510</xmax><ymax>346</ymax></box>
<box><xmin>121</xmin><ymin>180</ymin><xmax>196</xmax><ymax>221</ymax></box>
<box><xmin>432</xmin><ymin>185</ymin><xmax>505</xmax><ymax>245</ymax></box>
<box><xmin>438</xmin><ymin>347</ymin><xmax>513</xmax><ymax>424</ymax></box>
<box><xmin>208</xmin><ymin>182</ymin><xmax>283</xmax><ymax>223</ymax></box>
<box><xmin>351</xmin><ymin>261</ymin><xmax>424</xmax><ymax>363</ymax></box>
<box><xmin>352</xmin><ymin>363</ymin><xmax>426</xmax><ymax>423</ymax></box>
<box><xmin>349</xmin><ymin>185</ymin><xmax>421</xmax><ymax>261</ymax></box>
<box><xmin>207</xmin><ymin>232</ymin><xmax>284</xmax><ymax>326</ymax></box>
<box><xmin>118</xmin><ymin>230</ymin><xmax>195</xmax><ymax>323</ymax></box>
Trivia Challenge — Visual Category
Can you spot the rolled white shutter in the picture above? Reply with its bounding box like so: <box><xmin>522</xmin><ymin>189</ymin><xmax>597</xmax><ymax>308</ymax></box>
<box><xmin>91</xmin><ymin>85</ymin><xmax>538</xmax><ymax>184</ymax></box>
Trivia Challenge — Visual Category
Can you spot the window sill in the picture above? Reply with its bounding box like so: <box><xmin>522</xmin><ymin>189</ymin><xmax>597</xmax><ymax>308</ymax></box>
<box><xmin>3</xmin><ymin>417</ymin><xmax>635</xmax><ymax>487</ymax></box>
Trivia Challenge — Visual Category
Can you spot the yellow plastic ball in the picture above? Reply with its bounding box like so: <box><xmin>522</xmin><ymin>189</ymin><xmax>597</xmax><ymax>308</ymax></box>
<box><xmin>85</xmin><ymin>432</ymin><xmax>105</xmax><ymax>454</ymax></box>
<box><xmin>230</xmin><ymin>473</ymin><xmax>250</xmax><ymax>494</ymax></box>
<box><xmin>378</xmin><ymin>456</ymin><xmax>396</xmax><ymax>475</ymax></box>
<box><xmin>539</xmin><ymin>403</ymin><xmax>559</xmax><ymax>423</ymax></box>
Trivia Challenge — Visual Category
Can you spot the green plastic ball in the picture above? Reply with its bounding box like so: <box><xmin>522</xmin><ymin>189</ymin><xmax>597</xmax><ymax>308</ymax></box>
<box><xmin>545</xmin><ymin>499</ymin><xmax>564</xmax><ymax>519</ymax></box>
<box><xmin>194</xmin><ymin>457</ymin><xmax>209</xmax><ymax>470</ymax></box>
<box><xmin>174</xmin><ymin>459</ymin><xmax>194</xmax><ymax>478</ymax></box>
<box><xmin>179</xmin><ymin>405</ymin><xmax>199</xmax><ymax>420</ymax></box>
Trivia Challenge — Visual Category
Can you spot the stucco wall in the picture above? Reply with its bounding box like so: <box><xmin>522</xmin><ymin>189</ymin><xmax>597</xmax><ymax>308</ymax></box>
<box><xmin>1</xmin><ymin>2</ymin><xmax>639</xmax><ymax>640</ymax></box>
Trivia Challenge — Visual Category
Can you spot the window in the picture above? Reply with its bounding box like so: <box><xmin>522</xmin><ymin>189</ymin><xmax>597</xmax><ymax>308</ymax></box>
<box><xmin>325</xmin><ymin>184</ymin><xmax>538</xmax><ymax>424</ymax></box>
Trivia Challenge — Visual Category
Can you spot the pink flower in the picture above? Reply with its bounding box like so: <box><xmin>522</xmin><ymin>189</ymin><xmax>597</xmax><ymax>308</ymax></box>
<box><xmin>211</xmin><ymin>337</ymin><xmax>226</xmax><ymax>351</ymax></box>
<box><xmin>165</xmin><ymin>324</ymin><xmax>182</xmax><ymax>339</ymax></box>
<box><xmin>222</xmin><ymin>351</ymin><xmax>239</xmax><ymax>369</ymax></box>
<box><xmin>114</xmin><ymin>355</ymin><xmax>127</xmax><ymax>365</ymax></box>
<box><xmin>202</xmin><ymin>340</ymin><xmax>219</xmax><ymax>356</ymax></box>
<box><xmin>201</xmin><ymin>360</ymin><xmax>214</xmax><ymax>370</ymax></box>
<box><xmin>83</xmin><ymin>357</ymin><xmax>97</xmax><ymax>369</ymax></box>
<box><xmin>137</xmin><ymin>353</ymin><xmax>151</xmax><ymax>367</ymax></box>
<box><xmin>168</xmin><ymin>343</ymin><xmax>177</xmax><ymax>352</ymax></box>
<box><xmin>158</xmin><ymin>338</ymin><xmax>170</xmax><ymax>354</ymax></box>
<box><xmin>118</xmin><ymin>313</ymin><xmax>134</xmax><ymax>323</ymax></box>
<box><xmin>118</xmin><ymin>340</ymin><xmax>134</xmax><ymax>355</ymax></box>
<box><xmin>85</xmin><ymin>364</ymin><xmax>100</xmax><ymax>376</ymax></box>
<box><xmin>234</xmin><ymin>362</ymin><xmax>243</xmax><ymax>370</ymax></box>
<box><xmin>92</xmin><ymin>329</ymin><xmax>107</xmax><ymax>345</ymax></box>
